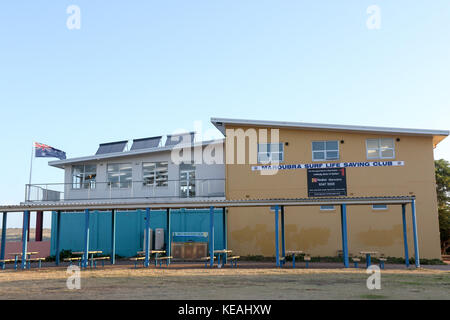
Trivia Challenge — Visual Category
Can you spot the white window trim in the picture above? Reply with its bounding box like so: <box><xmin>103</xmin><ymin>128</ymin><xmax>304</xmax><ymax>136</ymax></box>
<box><xmin>142</xmin><ymin>162</ymin><xmax>169</xmax><ymax>188</ymax></box>
<box><xmin>107</xmin><ymin>163</ymin><xmax>133</xmax><ymax>189</ymax></box>
<box><xmin>366</xmin><ymin>138</ymin><xmax>395</xmax><ymax>160</ymax></box>
<box><xmin>71</xmin><ymin>165</ymin><xmax>97</xmax><ymax>190</ymax></box>
<box><xmin>257</xmin><ymin>143</ymin><xmax>284</xmax><ymax>164</ymax></box>
<box><xmin>311</xmin><ymin>141</ymin><xmax>340</xmax><ymax>162</ymax></box>
<box><xmin>372</xmin><ymin>204</ymin><xmax>388</xmax><ymax>210</ymax></box>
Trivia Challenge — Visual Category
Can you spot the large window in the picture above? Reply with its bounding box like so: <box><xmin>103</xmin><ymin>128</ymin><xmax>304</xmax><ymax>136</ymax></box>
<box><xmin>72</xmin><ymin>165</ymin><xmax>96</xmax><ymax>189</ymax></box>
<box><xmin>107</xmin><ymin>163</ymin><xmax>132</xmax><ymax>188</ymax></box>
<box><xmin>257</xmin><ymin>143</ymin><xmax>284</xmax><ymax>163</ymax></box>
<box><xmin>143</xmin><ymin>162</ymin><xmax>168</xmax><ymax>187</ymax></box>
<box><xmin>312</xmin><ymin>141</ymin><xmax>339</xmax><ymax>161</ymax></box>
<box><xmin>366</xmin><ymin>138</ymin><xmax>395</xmax><ymax>159</ymax></box>
<box><xmin>180</xmin><ymin>163</ymin><xmax>196</xmax><ymax>198</ymax></box>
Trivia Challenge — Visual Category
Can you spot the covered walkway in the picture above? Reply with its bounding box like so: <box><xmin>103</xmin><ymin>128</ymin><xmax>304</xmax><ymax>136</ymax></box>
<box><xmin>0</xmin><ymin>196</ymin><xmax>419</xmax><ymax>270</ymax></box>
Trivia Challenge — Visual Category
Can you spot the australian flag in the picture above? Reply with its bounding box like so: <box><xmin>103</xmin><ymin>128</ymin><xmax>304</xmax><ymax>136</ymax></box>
<box><xmin>35</xmin><ymin>142</ymin><xmax>66</xmax><ymax>160</ymax></box>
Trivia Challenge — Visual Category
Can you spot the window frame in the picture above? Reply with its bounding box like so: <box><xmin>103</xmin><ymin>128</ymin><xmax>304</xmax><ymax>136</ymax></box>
<box><xmin>366</xmin><ymin>138</ymin><xmax>395</xmax><ymax>160</ymax></box>
<box><xmin>71</xmin><ymin>164</ymin><xmax>97</xmax><ymax>190</ymax></box>
<box><xmin>320</xmin><ymin>205</ymin><xmax>336</xmax><ymax>211</ymax></box>
<box><xmin>311</xmin><ymin>140</ymin><xmax>340</xmax><ymax>162</ymax></box>
<box><xmin>142</xmin><ymin>161</ymin><xmax>169</xmax><ymax>187</ymax></box>
<box><xmin>107</xmin><ymin>163</ymin><xmax>133</xmax><ymax>189</ymax></box>
<box><xmin>257</xmin><ymin>143</ymin><xmax>284</xmax><ymax>164</ymax></box>
<box><xmin>372</xmin><ymin>204</ymin><xmax>388</xmax><ymax>210</ymax></box>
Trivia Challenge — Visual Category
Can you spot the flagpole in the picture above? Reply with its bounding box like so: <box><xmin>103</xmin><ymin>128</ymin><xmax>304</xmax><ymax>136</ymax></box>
<box><xmin>28</xmin><ymin>142</ymin><xmax>34</xmax><ymax>201</ymax></box>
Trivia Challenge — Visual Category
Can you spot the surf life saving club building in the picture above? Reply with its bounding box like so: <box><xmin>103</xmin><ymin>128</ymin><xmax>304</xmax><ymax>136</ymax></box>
<box><xmin>2</xmin><ymin>117</ymin><xmax>448</xmax><ymax>268</ymax></box>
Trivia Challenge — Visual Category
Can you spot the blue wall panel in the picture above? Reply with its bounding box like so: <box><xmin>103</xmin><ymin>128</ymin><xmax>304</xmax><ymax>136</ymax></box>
<box><xmin>50</xmin><ymin>209</ymin><xmax>225</xmax><ymax>258</ymax></box>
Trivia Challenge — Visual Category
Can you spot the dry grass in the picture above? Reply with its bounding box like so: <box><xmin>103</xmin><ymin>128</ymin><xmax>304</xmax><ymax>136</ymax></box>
<box><xmin>0</xmin><ymin>264</ymin><xmax>448</xmax><ymax>300</ymax></box>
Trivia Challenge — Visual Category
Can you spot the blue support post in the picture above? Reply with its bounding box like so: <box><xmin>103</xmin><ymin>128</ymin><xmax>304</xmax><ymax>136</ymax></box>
<box><xmin>275</xmin><ymin>205</ymin><xmax>280</xmax><ymax>268</ymax></box>
<box><xmin>55</xmin><ymin>211</ymin><xmax>61</xmax><ymax>266</ymax></box>
<box><xmin>340</xmin><ymin>204</ymin><xmax>349</xmax><ymax>268</ymax></box>
<box><xmin>402</xmin><ymin>204</ymin><xmax>410</xmax><ymax>268</ymax></box>
<box><xmin>166</xmin><ymin>209</ymin><xmax>171</xmax><ymax>264</ymax></box>
<box><xmin>281</xmin><ymin>206</ymin><xmax>286</xmax><ymax>266</ymax></box>
<box><xmin>209</xmin><ymin>206</ymin><xmax>215</xmax><ymax>268</ymax></box>
<box><xmin>366</xmin><ymin>254</ymin><xmax>371</xmax><ymax>268</ymax></box>
<box><xmin>1</xmin><ymin>213</ymin><xmax>7</xmax><ymax>269</ymax></box>
<box><xmin>411</xmin><ymin>200</ymin><xmax>420</xmax><ymax>268</ymax></box>
<box><xmin>21</xmin><ymin>211</ymin><xmax>30</xmax><ymax>269</ymax></box>
<box><xmin>111</xmin><ymin>210</ymin><xmax>116</xmax><ymax>265</ymax></box>
<box><xmin>82</xmin><ymin>209</ymin><xmax>90</xmax><ymax>269</ymax></box>
<box><xmin>223</xmin><ymin>208</ymin><xmax>227</xmax><ymax>265</ymax></box>
<box><xmin>144</xmin><ymin>208</ymin><xmax>150</xmax><ymax>268</ymax></box>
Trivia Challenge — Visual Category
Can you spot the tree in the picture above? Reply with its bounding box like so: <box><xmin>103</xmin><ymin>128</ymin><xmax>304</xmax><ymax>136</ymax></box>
<box><xmin>435</xmin><ymin>159</ymin><xmax>450</xmax><ymax>254</ymax></box>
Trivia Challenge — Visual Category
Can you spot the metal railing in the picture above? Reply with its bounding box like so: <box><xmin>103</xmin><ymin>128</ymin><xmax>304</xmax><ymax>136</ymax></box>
<box><xmin>25</xmin><ymin>178</ymin><xmax>226</xmax><ymax>202</ymax></box>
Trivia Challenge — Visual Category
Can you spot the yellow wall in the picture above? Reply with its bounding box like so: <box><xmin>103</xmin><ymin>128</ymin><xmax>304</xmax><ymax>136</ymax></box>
<box><xmin>225</xmin><ymin>125</ymin><xmax>442</xmax><ymax>259</ymax></box>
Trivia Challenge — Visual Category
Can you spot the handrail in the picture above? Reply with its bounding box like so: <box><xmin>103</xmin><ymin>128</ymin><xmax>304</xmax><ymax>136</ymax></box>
<box><xmin>25</xmin><ymin>178</ymin><xmax>226</xmax><ymax>202</ymax></box>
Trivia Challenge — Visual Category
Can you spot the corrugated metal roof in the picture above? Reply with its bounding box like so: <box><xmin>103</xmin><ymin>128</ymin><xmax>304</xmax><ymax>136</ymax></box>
<box><xmin>211</xmin><ymin>117</ymin><xmax>449</xmax><ymax>140</ymax></box>
<box><xmin>0</xmin><ymin>196</ymin><xmax>415</xmax><ymax>212</ymax></box>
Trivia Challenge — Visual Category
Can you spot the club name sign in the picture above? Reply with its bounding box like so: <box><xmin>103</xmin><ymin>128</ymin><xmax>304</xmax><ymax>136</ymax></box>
<box><xmin>307</xmin><ymin>168</ymin><xmax>347</xmax><ymax>197</ymax></box>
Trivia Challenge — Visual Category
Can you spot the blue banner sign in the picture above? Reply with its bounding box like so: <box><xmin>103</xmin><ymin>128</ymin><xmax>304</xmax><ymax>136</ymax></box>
<box><xmin>173</xmin><ymin>232</ymin><xmax>208</xmax><ymax>237</ymax></box>
<box><xmin>252</xmin><ymin>161</ymin><xmax>404</xmax><ymax>171</ymax></box>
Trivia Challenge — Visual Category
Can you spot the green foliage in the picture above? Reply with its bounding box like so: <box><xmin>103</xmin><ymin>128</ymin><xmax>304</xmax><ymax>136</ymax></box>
<box><xmin>45</xmin><ymin>249</ymin><xmax>73</xmax><ymax>262</ymax></box>
<box><xmin>435</xmin><ymin>159</ymin><xmax>450</xmax><ymax>254</ymax></box>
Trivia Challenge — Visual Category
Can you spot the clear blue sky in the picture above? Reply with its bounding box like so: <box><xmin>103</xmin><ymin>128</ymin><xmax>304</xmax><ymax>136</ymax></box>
<box><xmin>1</xmin><ymin>1</ymin><xmax>449</xmax><ymax>227</ymax></box>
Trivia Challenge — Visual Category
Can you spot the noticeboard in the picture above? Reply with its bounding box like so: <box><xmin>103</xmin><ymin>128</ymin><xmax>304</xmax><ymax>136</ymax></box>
<box><xmin>307</xmin><ymin>168</ymin><xmax>347</xmax><ymax>197</ymax></box>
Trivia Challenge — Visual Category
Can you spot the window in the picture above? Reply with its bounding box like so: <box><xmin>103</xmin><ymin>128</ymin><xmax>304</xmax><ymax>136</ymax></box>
<box><xmin>372</xmin><ymin>204</ymin><xmax>388</xmax><ymax>210</ymax></box>
<box><xmin>107</xmin><ymin>163</ymin><xmax>132</xmax><ymax>188</ymax></box>
<box><xmin>180</xmin><ymin>163</ymin><xmax>196</xmax><ymax>198</ymax></box>
<box><xmin>366</xmin><ymin>138</ymin><xmax>395</xmax><ymax>159</ymax></box>
<box><xmin>320</xmin><ymin>205</ymin><xmax>335</xmax><ymax>211</ymax></box>
<box><xmin>312</xmin><ymin>141</ymin><xmax>339</xmax><ymax>161</ymax></box>
<box><xmin>257</xmin><ymin>143</ymin><xmax>284</xmax><ymax>163</ymax></box>
<box><xmin>72</xmin><ymin>165</ymin><xmax>96</xmax><ymax>189</ymax></box>
<box><xmin>143</xmin><ymin>162</ymin><xmax>168</xmax><ymax>187</ymax></box>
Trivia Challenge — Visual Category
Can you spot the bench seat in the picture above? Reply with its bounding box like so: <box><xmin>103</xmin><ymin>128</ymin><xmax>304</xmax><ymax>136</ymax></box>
<box><xmin>155</xmin><ymin>256</ymin><xmax>173</xmax><ymax>267</ymax></box>
<box><xmin>0</xmin><ymin>259</ymin><xmax>15</xmax><ymax>270</ymax></box>
<box><xmin>130</xmin><ymin>257</ymin><xmax>145</xmax><ymax>262</ymax></box>
<box><xmin>200</xmin><ymin>256</ymin><xmax>216</xmax><ymax>260</ymax></box>
<box><xmin>92</xmin><ymin>256</ymin><xmax>110</xmax><ymax>268</ymax></box>
<box><xmin>228</xmin><ymin>256</ymin><xmax>240</xmax><ymax>268</ymax></box>
<box><xmin>130</xmin><ymin>257</ymin><xmax>146</xmax><ymax>268</ymax></box>
<box><xmin>26</xmin><ymin>257</ymin><xmax>46</xmax><ymax>269</ymax></box>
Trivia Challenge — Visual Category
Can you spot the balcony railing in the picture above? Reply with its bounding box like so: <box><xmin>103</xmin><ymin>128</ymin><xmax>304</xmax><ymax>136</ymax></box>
<box><xmin>25</xmin><ymin>178</ymin><xmax>225</xmax><ymax>202</ymax></box>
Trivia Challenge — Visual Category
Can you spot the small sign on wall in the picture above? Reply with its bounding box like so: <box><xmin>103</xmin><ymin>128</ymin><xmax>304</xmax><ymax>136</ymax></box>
<box><xmin>307</xmin><ymin>168</ymin><xmax>347</xmax><ymax>197</ymax></box>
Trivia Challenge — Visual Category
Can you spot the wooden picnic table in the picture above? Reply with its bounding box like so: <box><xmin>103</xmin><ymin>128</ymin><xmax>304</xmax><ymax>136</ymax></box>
<box><xmin>137</xmin><ymin>250</ymin><xmax>167</xmax><ymax>262</ymax></box>
<box><xmin>214</xmin><ymin>250</ymin><xmax>232</xmax><ymax>268</ymax></box>
<box><xmin>72</xmin><ymin>251</ymin><xmax>103</xmax><ymax>255</ymax></box>
<box><xmin>360</xmin><ymin>251</ymin><xmax>379</xmax><ymax>267</ymax></box>
<box><xmin>8</xmin><ymin>252</ymin><xmax>39</xmax><ymax>270</ymax></box>
<box><xmin>72</xmin><ymin>251</ymin><xmax>103</xmax><ymax>268</ymax></box>
<box><xmin>214</xmin><ymin>250</ymin><xmax>232</xmax><ymax>254</ymax></box>
<box><xmin>285</xmin><ymin>250</ymin><xmax>304</xmax><ymax>268</ymax></box>
<box><xmin>137</xmin><ymin>250</ymin><xmax>166</xmax><ymax>255</ymax></box>
<box><xmin>9</xmin><ymin>252</ymin><xmax>39</xmax><ymax>256</ymax></box>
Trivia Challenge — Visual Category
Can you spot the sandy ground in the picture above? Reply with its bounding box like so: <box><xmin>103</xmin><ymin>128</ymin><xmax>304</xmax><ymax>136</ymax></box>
<box><xmin>0</xmin><ymin>262</ymin><xmax>449</xmax><ymax>300</ymax></box>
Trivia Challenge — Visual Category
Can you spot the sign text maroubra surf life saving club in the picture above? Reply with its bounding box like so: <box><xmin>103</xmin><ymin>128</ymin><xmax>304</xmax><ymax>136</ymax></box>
<box><xmin>251</xmin><ymin>161</ymin><xmax>405</xmax><ymax>171</ymax></box>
